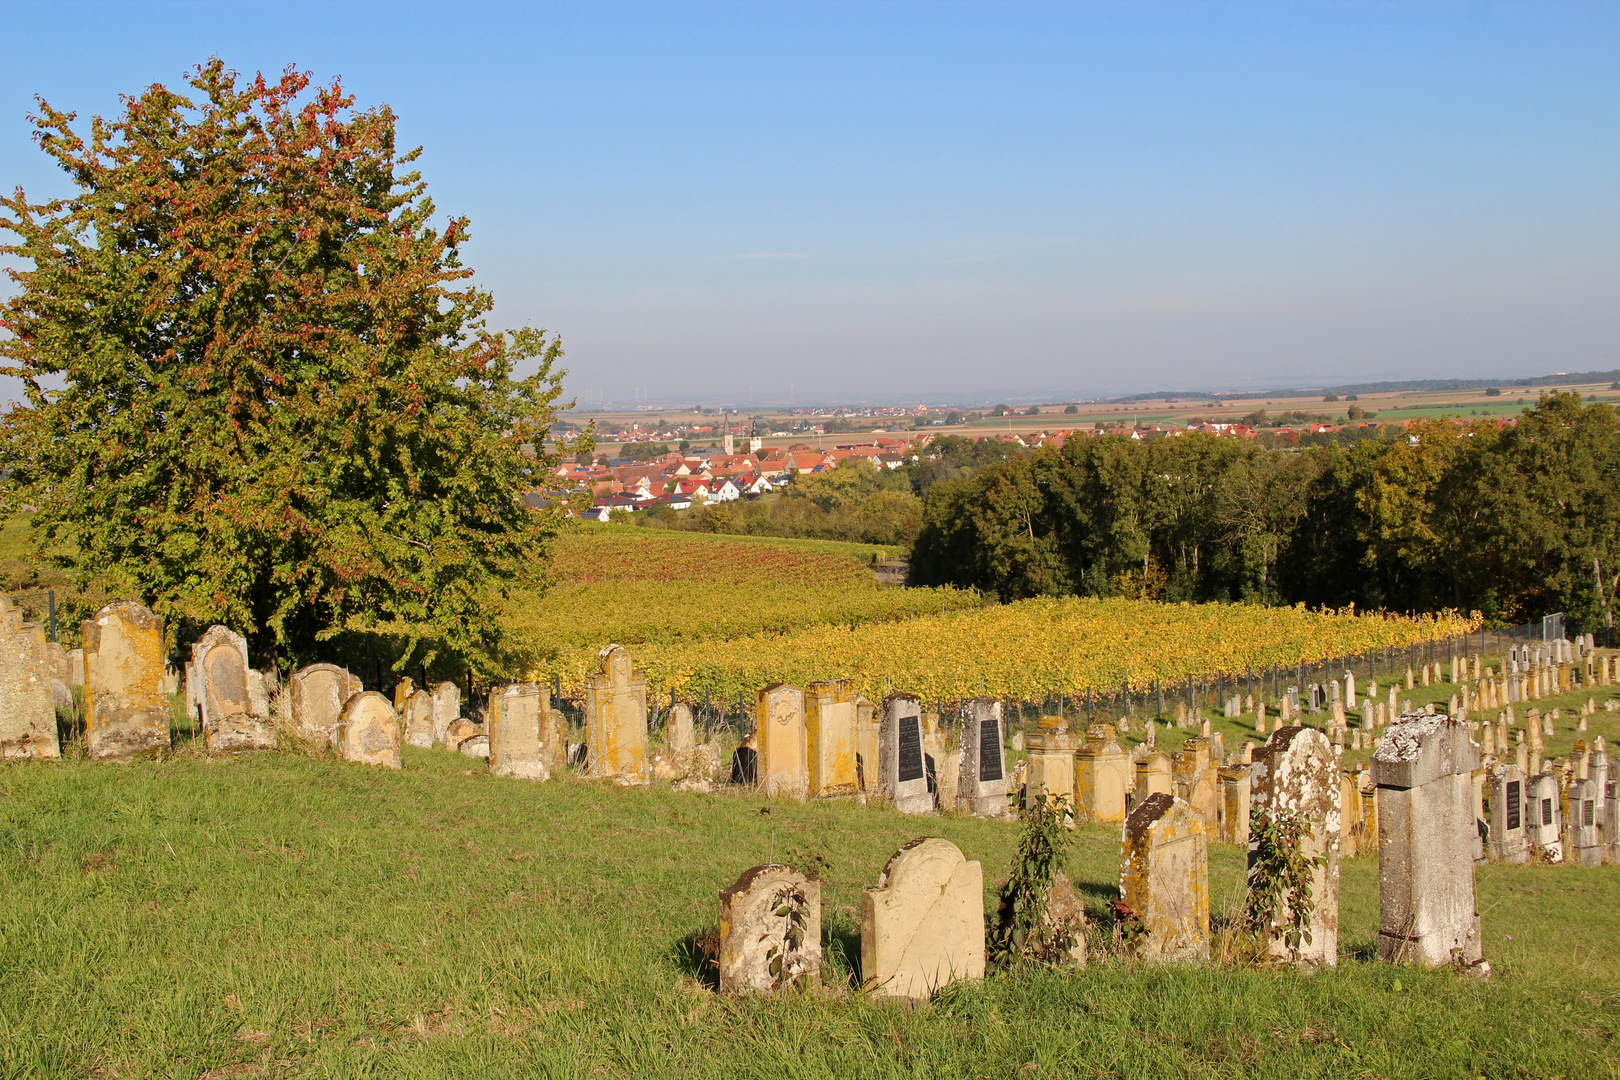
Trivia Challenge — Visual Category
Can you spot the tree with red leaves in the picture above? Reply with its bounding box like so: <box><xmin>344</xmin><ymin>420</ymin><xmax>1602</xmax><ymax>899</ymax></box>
<box><xmin>1</xmin><ymin>60</ymin><xmax>577</xmax><ymax>674</ymax></box>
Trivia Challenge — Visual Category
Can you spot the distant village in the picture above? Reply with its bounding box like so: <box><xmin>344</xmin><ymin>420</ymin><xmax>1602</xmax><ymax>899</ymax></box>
<box><xmin>540</xmin><ymin>408</ymin><xmax>1506</xmax><ymax>521</ymax></box>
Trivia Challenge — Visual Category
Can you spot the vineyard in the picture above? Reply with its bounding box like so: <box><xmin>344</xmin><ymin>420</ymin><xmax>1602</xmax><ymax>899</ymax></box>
<box><xmin>522</xmin><ymin>589</ymin><xmax>1480</xmax><ymax>705</ymax></box>
<box><xmin>546</xmin><ymin>525</ymin><xmax>899</xmax><ymax>586</ymax></box>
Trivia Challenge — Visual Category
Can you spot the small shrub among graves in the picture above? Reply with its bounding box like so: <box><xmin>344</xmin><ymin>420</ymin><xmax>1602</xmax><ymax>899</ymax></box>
<box><xmin>988</xmin><ymin>793</ymin><xmax>1082</xmax><ymax>968</ymax></box>
<box><xmin>1245</xmin><ymin>807</ymin><xmax>1328</xmax><ymax>960</ymax></box>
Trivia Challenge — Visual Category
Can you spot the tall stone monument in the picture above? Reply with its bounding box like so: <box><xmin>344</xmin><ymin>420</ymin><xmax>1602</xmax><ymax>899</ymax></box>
<box><xmin>489</xmin><ymin>681</ymin><xmax>549</xmax><ymax>780</ymax></box>
<box><xmin>756</xmin><ymin>683</ymin><xmax>808</xmax><ymax>799</ymax></box>
<box><xmin>1371</xmin><ymin>713</ymin><xmax>1486</xmax><ymax>971</ymax></box>
<box><xmin>879</xmin><ymin>694</ymin><xmax>932</xmax><ymax>814</ymax></box>
<box><xmin>1023</xmin><ymin>714</ymin><xmax>1078</xmax><ymax>812</ymax></box>
<box><xmin>804</xmin><ymin>679</ymin><xmax>858</xmax><ymax>798</ymax></box>
<box><xmin>83</xmin><ymin>601</ymin><xmax>171</xmax><ymax>761</ymax></box>
<box><xmin>430</xmin><ymin>681</ymin><xmax>460</xmax><ymax>745</ymax></box>
<box><xmin>1487</xmin><ymin>764</ymin><xmax>1529</xmax><ymax>864</ymax></box>
<box><xmin>583</xmin><ymin>645</ymin><xmax>647</xmax><ymax>782</ymax></box>
<box><xmin>0</xmin><ymin>595</ymin><xmax>61</xmax><ymax>760</ymax></box>
<box><xmin>1249</xmin><ymin>724</ymin><xmax>1341</xmax><ymax>965</ymax></box>
<box><xmin>957</xmin><ymin>697</ymin><xmax>1009</xmax><ymax>817</ymax></box>
<box><xmin>189</xmin><ymin>625</ymin><xmax>273</xmax><ymax>753</ymax></box>
<box><xmin>1075</xmin><ymin>722</ymin><xmax>1130</xmax><ymax>825</ymax></box>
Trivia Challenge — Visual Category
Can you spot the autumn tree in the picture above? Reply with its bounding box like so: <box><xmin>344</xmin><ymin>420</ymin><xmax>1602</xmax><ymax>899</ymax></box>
<box><xmin>0</xmin><ymin>60</ymin><xmax>577</xmax><ymax>673</ymax></box>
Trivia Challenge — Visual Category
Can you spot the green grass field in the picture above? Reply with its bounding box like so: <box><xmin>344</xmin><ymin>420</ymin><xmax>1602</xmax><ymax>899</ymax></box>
<box><xmin>3</xmin><ymin>693</ymin><xmax>1616</xmax><ymax>1079</ymax></box>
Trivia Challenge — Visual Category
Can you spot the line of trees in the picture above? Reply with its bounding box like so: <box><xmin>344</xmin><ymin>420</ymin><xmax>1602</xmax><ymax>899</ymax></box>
<box><xmin>910</xmin><ymin>393</ymin><xmax>1620</xmax><ymax>634</ymax></box>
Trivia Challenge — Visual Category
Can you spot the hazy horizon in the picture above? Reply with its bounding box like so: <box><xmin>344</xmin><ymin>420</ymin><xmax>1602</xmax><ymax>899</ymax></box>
<box><xmin>2</xmin><ymin>1</ymin><xmax>1616</xmax><ymax>406</ymax></box>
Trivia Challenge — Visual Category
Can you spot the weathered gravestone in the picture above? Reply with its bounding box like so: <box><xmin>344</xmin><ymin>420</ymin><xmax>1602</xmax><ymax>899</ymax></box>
<box><xmin>1218</xmin><ymin>763</ymin><xmax>1252</xmax><ymax>844</ymax></box>
<box><xmin>1174</xmin><ymin>735</ymin><xmax>1220</xmax><ymax>829</ymax></box>
<box><xmin>957</xmin><ymin>696</ymin><xmax>1009</xmax><ymax>817</ymax></box>
<box><xmin>1135</xmin><ymin>751</ymin><xmax>1174</xmax><ymax>799</ymax></box>
<box><xmin>489</xmin><ymin>682</ymin><xmax>550</xmax><ymax>780</ymax></box>
<box><xmin>335</xmin><ymin>691</ymin><xmax>402</xmax><ymax>769</ymax></box>
<box><xmin>1371</xmin><ymin>713</ymin><xmax>1487</xmax><ymax>970</ymax></box>
<box><xmin>1487</xmin><ymin>764</ymin><xmax>1529</xmax><ymax>864</ymax></box>
<box><xmin>403</xmin><ymin>690</ymin><xmax>436</xmax><ymax>749</ymax></box>
<box><xmin>189</xmin><ymin>625</ymin><xmax>273</xmax><ymax>753</ymax></box>
<box><xmin>717</xmin><ymin>864</ymin><xmax>821</xmax><ymax>994</ymax></box>
<box><xmin>546</xmin><ymin>708</ymin><xmax>571</xmax><ymax>774</ymax></box>
<box><xmin>1119</xmin><ymin>792</ymin><xmax>1209</xmax><ymax>961</ymax></box>
<box><xmin>880</xmin><ymin>694</ymin><xmax>933</xmax><ymax>814</ymax></box>
<box><xmin>431</xmin><ymin>682</ymin><xmax>460</xmax><ymax>745</ymax></box>
<box><xmin>756</xmin><ymin>683</ymin><xmax>808</xmax><ymax>799</ymax></box>
<box><xmin>1023</xmin><ymin>714</ymin><xmax>1078</xmax><ymax>812</ymax></box>
<box><xmin>1564</xmin><ymin>776</ymin><xmax>1602</xmax><ymax>867</ymax></box>
<box><xmin>805</xmin><ymin>679</ymin><xmax>858</xmax><ymax>798</ymax></box>
<box><xmin>1076</xmin><ymin>723</ymin><xmax>1130</xmax><ymax>825</ymax></box>
<box><xmin>1606</xmin><ymin>761</ymin><xmax>1620</xmax><ymax>865</ymax></box>
<box><xmin>0</xmin><ymin>596</ymin><xmax>61</xmax><ymax>760</ymax></box>
<box><xmin>860</xmin><ymin>837</ymin><xmax>984</xmax><ymax>998</ymax></box>
<box><xmin>1524</xmin><ymin>772</ymin><xmax>1563</xmax><ymax>862</ymax></box>
<box><xmin>289</xmin><ymin>663</ymin><xmax>363</xmax><ymax>746</ymax></box>
<box><xmin>1249</xmin><ymin>725</ymin><xmax>1341</xmax><ymax>965</ymax></box>
<box><xmin>855</xmin><ymin>697</ymin><xmax>879</xmax><ymax>792</ymax></box>
<box><xmin>583</xmin><ymin>645</ymin><xmax>647</xmax><ymax>782</ymax></box>
<box><xmin>82</xmin><ymin>601</ymin><xmax>171</xmax><ymax>761</ymax></box>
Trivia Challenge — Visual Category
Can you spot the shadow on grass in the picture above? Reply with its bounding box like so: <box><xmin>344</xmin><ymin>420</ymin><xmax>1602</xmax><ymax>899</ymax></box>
<box><xmin>671</xmin><ymin>927</ymin><xmax>719</xmax><ymax>991</ymax></box>
<box><xmin>823</xmin><ymin>917</ymin><xmax>863</xmax><ymax>988</ymax></box>
<box><xmin>670</xmin><ymin>921</ymin><xmax>866</xmax><ymax>991</ymax></box>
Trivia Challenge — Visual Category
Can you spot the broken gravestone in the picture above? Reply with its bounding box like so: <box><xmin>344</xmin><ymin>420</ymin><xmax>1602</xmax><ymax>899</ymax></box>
<box><xmin>717</xmin><ymin>864</ymin><xmax>821</xmax><ymax>994</ymax></box>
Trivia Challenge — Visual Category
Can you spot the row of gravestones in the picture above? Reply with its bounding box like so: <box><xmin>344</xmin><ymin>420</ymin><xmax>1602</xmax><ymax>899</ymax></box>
<box><xmin>1484</xmin><ymin>747</ymin><xmax>1618</xmax><ymax>867</ymax></box>
<box><xmin>723</xmin><ymin>713</ymin><xmax>1494</xmax><ymax>994</ymax></box>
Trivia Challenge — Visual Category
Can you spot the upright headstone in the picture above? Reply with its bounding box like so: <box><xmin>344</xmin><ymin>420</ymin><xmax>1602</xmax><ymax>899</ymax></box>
<box><xmin>1487</xmin><ymin>764</ymin><xmax>1530</xmax><ymax>864</ymax></box>
<box><xmin>583</xmin><ymin>644</ymin><xmax>648</xmax><ymax>782</ymax></box>
<box><xmin>880</xmin><ymin>694</ymin><xmax>932</xmax><ymax>814</ymax></box>
<box><xmin>1173</xmin><ymin>735</ymin><xmax>1219</xmax><ymax>829</ymax></box>
<box><xmin>335</xmin><ymin>691</ymin><xmax>402</xmax><ymax>769</ymax></box>
<box><xmin>392</xmin><ymin>677</ymin><xmax>415</xmax><ymax>714</ymax></box>
<box><xmin>957</xmin><ymin>697</ymin><xmax>1009</xmax><ymax>817</ymax></box>
<box><xmin>1524</xmin><ymin>772</ymin><xmax>1563</xmax><ymax>862</ymax></box>
<box><xmin>1218</xmin><ymin>762</ymin><xmax>1252</xmax><ymax>845</ymax></box>
<box><xmin>717</xmin><ymin>864</ymin><xmax>822</xmax><ymax>994</ymax></box>
<box><xmin>1249</xmin><ymin>725</ymin><xmax>1341</xmax><ymax>966</ymax></box>
<box><xmin>1075</xmin><ymin>722</ymin><xmax>1131</xmax><ymax>825</ymax></box>
<box><xmin>403</xmin><ymin>689</ymin><xmax>436</xmax><ymax>749</ymax></box>
<box><xmin>855</xmin><ymin>697</ymin><xmax>879</xmax><ymax>792</ymax></box>
<box><xmin>82</xmin><ymin>601</ymin><xmax>171</xmax><ymax>761</ymax></box>
<box><xmin>1119</xmin><ymin>792</ymin><xmax>1209</xmax><ymax>961</ymax></box>
<box><xmin>1371</xmin><ymin>713</ymin><xmax>1486</xmax><ymax>970</ymax></box>
<box><xmin>860</xmin><ymin>837</ymin><xmax>984</xmax><ymax>998</ymax></box>
<box><xmin>804</xmin><ymin>679</ymin><xmax>858</xmax><ymax>798</ymax></box>
<box><xmin>1564</xmin><ymin>777</ymin><xmax>1602</xmax><ymax>867</ymax></box>
<box><xmin>0</xmin><ymin>596</ymin><xmax>62</xmax><ymax>760</ymax></box>
<box><xmin>289</xmin><ymin>663</ymin><xmax>363</xmax><ymax>746</ymax></box>
<box><xmin>489</xmin><ymin>682</ymin><xmax>549</xmax><ymax>779</ymax></box>
<box><xmin>666</xmin><ymin>701</ymin><xmax>697</xmax><ymax>773</ymax></box>
<box><xmin>431</xmin><ymin>681</ymin><xmax>460</xmax><ymax>745</ymax></box>
<box><xmin>756</xmin><ymin>683</ymin><xmax>808</xmax><ymax>799</ymax></box>
<box><xmin>190</xmin><ymin>625</ymin><xmax>273</xmax><ymax>753</ymax></box>
<box><xmin>1135</xmin><ymin>751</ymin><xmax>1174</xmax><ymax>798</ymax></box>
<box><xmin>1605</xmin><ymin>761</ymin><xmax>1620</xmax><ymax>865</ymax></box>
<box><xmin>1022</xmin><ymin>714</ymin><xmax>1078</xmax><ymax>812</ymax></box>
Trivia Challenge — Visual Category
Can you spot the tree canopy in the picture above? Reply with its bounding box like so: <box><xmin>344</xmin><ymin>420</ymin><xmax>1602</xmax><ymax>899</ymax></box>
<box><xmin>0</xmin><ymin>60</ymin><xmax>573</xmax><ymax>673</ymax></box>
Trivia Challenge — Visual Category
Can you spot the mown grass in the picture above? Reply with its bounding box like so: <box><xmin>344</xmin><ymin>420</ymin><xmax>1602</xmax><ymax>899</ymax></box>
<box><xmin>1</xmin><ymin>728</ymin><xmax>1615</xmax><ymax>1079</ymax></box>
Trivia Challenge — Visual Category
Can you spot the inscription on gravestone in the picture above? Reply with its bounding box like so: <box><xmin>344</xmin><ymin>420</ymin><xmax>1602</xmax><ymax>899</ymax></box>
<box><xmin>897</xmin><ymin>716</ymin><xmax>923</xmax><ymax>783</ymax></box>
<box><xmin>979</xmin><ymin>717</ymin><xmax>1003</xmax><ymax>782</ymax></box>
<box><xmin>1506</xmin><ymin>780</ymin><xmax>1521</xmax><ymax>831</ymax></box>
<box><xmin>1584</xmin><ymin>799</ymin><xmax>1595</xmax><ymax>827</ymax></box>
<box><xmin>1542</xmin><ymin>798</ymin><xmax>1554</xmax><ymax>826</ymax></box>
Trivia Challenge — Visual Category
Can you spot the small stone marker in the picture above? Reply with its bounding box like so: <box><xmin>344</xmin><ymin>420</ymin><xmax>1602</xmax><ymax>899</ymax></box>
<box><xmin>717</xmin><ymin>864</ymin><xmax>822</xmax><ymax>994</ymax></box>
<box><xmin>431</xmin><ymin>682</ymin><xmax>460</xmax><ymax>744</ymax></box>
<box><xmin>1371</xmin><ymin>713</ymin><xmax>1486</xmax><ymax>971</ymax></box>
<box><xmin>1075</xmin><ymin>723</ymin><xmax>1130</xmax><ymax>825</ymax></box>
<box><xmin>403</xmin><ymin>690</ymin><xmax>436</xmax><ymax>749</ymax></box>
<box><xmin>489</xmin><ymin>682</ymin><xmax>549</xmax><ymax>779</ymax></box>
<box><xmin>860</xmin><ymin>837</ymin><xmax>985</xmax><ymax>999</ymax></box>
<box><xmin>1120</xmin><ymin>792</ymin><xmax>1210</xmax><ymax>961</ymax></box>
<box><xmin>880</xmin><ymin>694</ymin><xmax>933</xmax><ymax>814</ymax></box>
<box><xmin>0</xmin><ymin>596</ymin><xmax>62</xmax><ymax>760</ymax></box>
<box><xmin>756</xmin><ymin>683</ymin><xmax>808</xmax><ymax>799</ymax></box>
<box><xmin>804</xmin><ymin>679</ymin><xmax>858</xmax><ymax>798</ymax></box>
<box><xmin>583</xmin><ymin>644</ymin><xmax>648</xmax><ymax>782</ymax></box>
<box><xmin>1249</xmin><ymin>725</ymin><xmax>1341</xmax><ymax>966</ymax></box>
<box><xmin>289</xmin><ymin>663</ymin><xmax>363</xmax><ymax>746</ymax></box>
<box><xmin>1487</xmin><ymin>764</ymin><xmax>1529</xmax><ymax>864</ymax></box>
<box><xmin>666</xmin><ymin>701</ymin><xmax>696</xmax><ymax>773</ymax></box>
<box><xmin>82</xmin><ymin>601</ymin><xmax>172</xmax><ymax>761</ymax></box>
<box><xmin>335</xmin><ymin>691</ymin><xmax>402</xmax><ymax>769</ymax></box>
<box><xmin>957</xmin><ymin>697</ymin><xmax>1009</xmax><ymax>816</ymax></box>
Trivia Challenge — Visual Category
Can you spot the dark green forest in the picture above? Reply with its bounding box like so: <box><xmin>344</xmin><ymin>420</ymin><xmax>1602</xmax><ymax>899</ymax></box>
<box><xmin>910</xmin><ymin>393</ymin><xmax>1620</xmax><ymax>633</ymax></box>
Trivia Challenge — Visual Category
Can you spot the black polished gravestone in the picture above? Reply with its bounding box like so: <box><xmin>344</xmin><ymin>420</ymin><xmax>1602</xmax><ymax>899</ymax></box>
<box><xmin>897</xmin><ymin>716</ymin><xmax>924</xmax><ymax>783</ymax></box>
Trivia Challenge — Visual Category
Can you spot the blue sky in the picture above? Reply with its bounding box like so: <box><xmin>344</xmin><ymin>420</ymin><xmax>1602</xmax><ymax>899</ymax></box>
<box><xmin>2</xmin><ymin>1</ymin><xmax>1616</xmax><ymax>404</ymax></box>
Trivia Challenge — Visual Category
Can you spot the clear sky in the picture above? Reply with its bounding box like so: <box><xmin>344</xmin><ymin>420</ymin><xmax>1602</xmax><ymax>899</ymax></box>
<box><xmin>2</xmin><ymin>1</ymin><xmax>1616</xmax><ymax>405</ymax></box>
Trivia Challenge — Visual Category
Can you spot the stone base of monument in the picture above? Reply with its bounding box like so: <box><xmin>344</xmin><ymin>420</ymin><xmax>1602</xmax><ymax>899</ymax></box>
<box><xmin>959</xmin><ymin>793</ymin><xmax>1010</xmax><ymax>817</ymax></box>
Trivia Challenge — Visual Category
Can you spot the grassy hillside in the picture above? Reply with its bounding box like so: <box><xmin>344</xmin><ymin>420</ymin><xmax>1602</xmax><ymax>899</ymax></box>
<box><xmin>0</xmin><ymin>738</ymin><xmax>1613</xmax><ymax>1079</ymax></box>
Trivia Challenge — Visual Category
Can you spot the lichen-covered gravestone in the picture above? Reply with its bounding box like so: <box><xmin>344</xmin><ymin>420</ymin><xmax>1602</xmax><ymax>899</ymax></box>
<box><xmin>190</xmin><ymin>625</ymin><xmax>274</xmax><ymax>753</ymax></box>
<box><xmin>1218</xmin><ymin>763</ymin><xmax>1251</xmax><ymax>844</ymax></box>
<box><xmin>431</xmin><ymin>682</ymin><xmax>460</xmax><ymax>745</ymax></box>
<box><xmin>583</xmin><ymin>645</ymin><xmax>648</xmax><ymax>782</ymax></box>
<box><xmin>1371</xmin><ymin>713</ymin><xmax>1487</xmax><ymax>971</ymax></box>
<box><xmin>489</xmin><ymin>682</ymin><xmax>549</xmax><ymax>779</ymax></box>
<box><xmin>0</xmin><ymin>596</ymin><xmax>61</xmax><ymax>760</ymax></box>
<box><xmin>717</xmin><ymin>864</ymin><xmax>821</xmax><ymax>994</ymax></box>
<box><xmin>804</xmin><ymin>679</ymin><xmax>858</xmax><ymax>798</ymax></box>
<box><xmin>1173</xmin><ymin>735</ymin><xmax>1220</xmax><ymax>830</ymax></box>
<box><xmin>1249</xmin><ymin>724</ymin><xmax>1341</xmax><ymax>966</ymax></box>
<box><xmin>335</xmin><ymin>692</ymin><xmax>402</xmax><ymax>769</ymax></box>
<box><xmin>957</xmin><ymin>697</ymin><xmax>1009</xmax><ymax>817</ymax></box>
<box><xmin>289</xmin><ymin>663</ymin><xmax>362</xmax><ymax>746</ymax></box>
<box><xmin>403</xmin><ymin>690</ymin><xmax>436</xmax><ymax>749</ymax></box>
<box><xmin>1075</xmin><ymin>722</ymin><xmax>1130</xmax><ymax>825</ymax></box>
<box><xmin>1119</xmin><ymin>792</ymin><xmax>1209</xmax><ymax>961</ymax></box>
<box><xmin>879</xmin><ymin>694</ymin><xmax>932</xmax><ymax>814</ymax></box>
<box><xmin>860</xmin><ymin>837</ymin><xmax>984</xmax><ymax>998</ymax></box>
<box><xmin>756</xmin><ymin>683</ymin><xmax>808</xmax><ymax>799</ymax></box>
<box><xmin>83</xmin><ymin>601</ymin><xmax>171</xmax><ymax>761</ymax></box>
<box><xmin>1023</xmin><ymin>715</ymin><xmax>1078</xmax><ymax>811</ymax></box>
<box><xmin>1487</xmin><ymin>764</ymin><xmax>1529</xmax><ymax>864</ymax></box>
